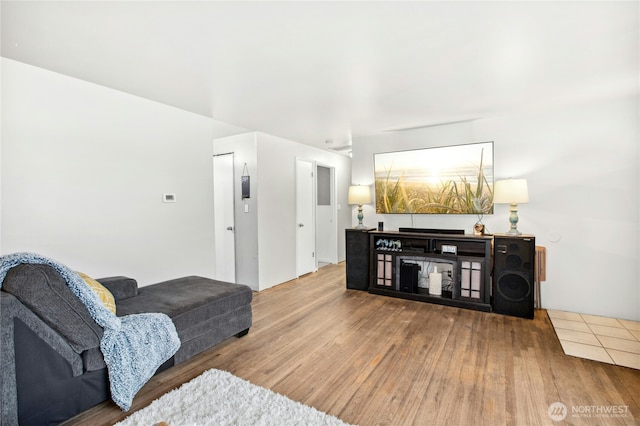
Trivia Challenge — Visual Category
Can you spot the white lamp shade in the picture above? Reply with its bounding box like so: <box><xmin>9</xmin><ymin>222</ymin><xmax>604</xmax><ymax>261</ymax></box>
<box><xmin>493</xmin><ymin>179</ymin><xmax>529</xmax><ymax>204</ymax></box>
<box><xmin>348</xmin><ymin>185</ymin><xmax>371</xmax><ymax>205</ymax></box>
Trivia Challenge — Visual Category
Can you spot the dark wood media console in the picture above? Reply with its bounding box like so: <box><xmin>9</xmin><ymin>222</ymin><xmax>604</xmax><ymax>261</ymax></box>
<box><xmin>368</xmin><ymin>230</ymin><xmax>493</xmax><ymax>312</ymax></box>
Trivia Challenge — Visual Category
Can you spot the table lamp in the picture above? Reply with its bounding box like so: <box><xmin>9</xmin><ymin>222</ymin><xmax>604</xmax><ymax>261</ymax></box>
<box><xmin>348</xmin><ymin>185</ymin><xmax>371</xmax><ymax>229</ymax></box>
<box><xmin>493</xmin><ymin>178</ymin><xmax>529</xmax><ymax>235</ymax></box>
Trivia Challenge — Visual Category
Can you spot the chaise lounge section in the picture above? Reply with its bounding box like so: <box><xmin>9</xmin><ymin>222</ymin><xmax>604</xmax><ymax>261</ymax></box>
<box><xmin>1</xmin><ymin>261</ymin><xmax>253</xmax><ymax>425</ymax></box>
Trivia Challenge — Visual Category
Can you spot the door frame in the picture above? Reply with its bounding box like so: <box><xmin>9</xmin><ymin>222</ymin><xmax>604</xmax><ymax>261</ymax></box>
<box><xmin>213</xmin><ymin>152</ymin><xmax>236</xmax><ymax>283</ymax></box>
<box><xmin>295</xmin><ymin>157</ymin><xmax>317</xmax><ymax>277</ymax></box>
<box><xmin>315</xmin><ymin>162</ymin><xmax>338</xmax><ymax>265</ymax></box>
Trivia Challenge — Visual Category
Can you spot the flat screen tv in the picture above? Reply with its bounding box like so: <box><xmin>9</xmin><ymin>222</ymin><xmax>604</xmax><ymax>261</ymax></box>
<box><xmin>374</xmin><ymin>141</ymin><xmax>494</xmax><ymax>214</ymax></box>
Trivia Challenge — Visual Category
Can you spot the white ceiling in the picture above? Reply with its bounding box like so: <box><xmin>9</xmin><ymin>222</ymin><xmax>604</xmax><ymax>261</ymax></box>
<box><xmin>2</xmin><ymin>1</ymin><xmax>638</xmax><ymax>150</ymax></box>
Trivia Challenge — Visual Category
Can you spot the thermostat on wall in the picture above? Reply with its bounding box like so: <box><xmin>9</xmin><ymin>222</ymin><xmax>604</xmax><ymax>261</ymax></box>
<box><xmin>163</xmin><ymin>193</ymin><xmax>176</xmax><ymax>203</ymax></box>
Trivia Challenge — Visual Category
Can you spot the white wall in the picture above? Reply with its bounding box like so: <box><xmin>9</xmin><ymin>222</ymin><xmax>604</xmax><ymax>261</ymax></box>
<box><xmin>1</xmin><ymin>58</ymin><xmax>247</xmax><ymax>284</ymax></box>
<box><xmin>352</xmin><ymin>95</ymin><xmax>639</xmax><ymax>321</ymax></box>
<box><xmin>214</xmin><ymin>131</ymin><xmax>352</xmax><ymax>291</ymax></box>
<box><xmin>256</xmin><ymin>132</ymin><xmax>351</xmax><ymax>290</ymax></box>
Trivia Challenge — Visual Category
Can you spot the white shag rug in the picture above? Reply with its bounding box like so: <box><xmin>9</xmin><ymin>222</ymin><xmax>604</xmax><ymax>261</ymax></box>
<box><xmin>115</xmin><ymin>369</ymin><xmax>353</xmax><ymax>426</ymax></box>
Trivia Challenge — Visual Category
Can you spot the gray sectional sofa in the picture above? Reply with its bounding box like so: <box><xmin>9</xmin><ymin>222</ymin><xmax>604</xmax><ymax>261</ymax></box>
<box><xmin>1</xmin><ymin>262</ymin><xmax>253</xmax><ymax>425</ymax></box>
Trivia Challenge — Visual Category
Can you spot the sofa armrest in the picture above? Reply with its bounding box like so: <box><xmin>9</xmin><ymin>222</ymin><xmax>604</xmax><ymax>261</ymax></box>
<box><xmin>2</xmin><ymin>291</ymin><xmax>85</xmax><ymax>425</ymax></box>
<box><xmin>98</xmin><ymin>276</ymin><xmax>138</xmax><ymax>301</ymax></box>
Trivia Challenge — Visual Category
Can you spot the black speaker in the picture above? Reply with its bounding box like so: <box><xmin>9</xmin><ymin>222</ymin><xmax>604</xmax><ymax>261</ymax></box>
<box><xmin>345</xmin><ymin>229</ymin><xmax>372</xmax><ymax>290</ymax></box>
<box><xmin>493</xmin><ymin>235</ymin><xmax>535</xmax><ymax>319</ymax></box>
<box><xmin>399</xmin><ymin>261</ymin><xmax>420</xmax><ymax>293</ymax></box>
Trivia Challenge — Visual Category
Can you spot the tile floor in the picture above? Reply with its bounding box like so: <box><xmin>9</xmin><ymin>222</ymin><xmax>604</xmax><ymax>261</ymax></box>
<box><xmin>547</xmin><ymin>309</ymin><xmax>640</xmax><ymax>370</ymax></box>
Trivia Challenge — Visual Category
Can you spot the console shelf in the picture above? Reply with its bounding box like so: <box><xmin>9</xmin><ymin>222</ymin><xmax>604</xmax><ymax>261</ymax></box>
<box><xmin>368</xmin><ymin>230</ymin><xmax>493</xmax><ymax>312</ymax></box>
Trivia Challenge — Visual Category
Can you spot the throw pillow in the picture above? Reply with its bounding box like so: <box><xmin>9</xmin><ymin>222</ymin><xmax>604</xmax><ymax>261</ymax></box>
<box><xmin>78</xmin><ymin>271</ymin><xmax>116</xmax><ymax>314</ymax></box>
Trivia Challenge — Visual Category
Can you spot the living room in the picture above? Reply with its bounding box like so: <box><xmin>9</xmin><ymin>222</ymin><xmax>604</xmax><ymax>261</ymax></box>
<box><xmin>1</xmin><ymin>1</ymin><xmax>639</xmax><ymax>425</ymax></box>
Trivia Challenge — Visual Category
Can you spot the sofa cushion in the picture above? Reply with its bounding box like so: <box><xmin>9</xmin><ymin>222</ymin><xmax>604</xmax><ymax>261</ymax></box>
<box><xmin>97</xmin><ymin>276</ymin><xmax>139</xmax><ymax>301</ymax></box>
<box><xmin>78</xmin><ymin>272</ymin><xmax>116</xmax><ymax>314</ymax></box>
<box><xmin>2</xmin><ymin>264</ymin><xmax>103</xmax><ymax>354</ymax></box>
<box><xmin>115</xmin><ymin>276</ymin><xmax>252</xmax><ymax>344</ymax></box>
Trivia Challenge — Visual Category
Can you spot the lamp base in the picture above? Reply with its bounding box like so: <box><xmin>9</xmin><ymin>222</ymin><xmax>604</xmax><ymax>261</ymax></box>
<box><xmin>355</xmin><ymin>204</ymin><xmax>365</xmax><ymax>229</ymax></box>
<box><xmin>506</xmin><ymin>202</ymin><xmax>522</xmax><ymax>235</ymax></box>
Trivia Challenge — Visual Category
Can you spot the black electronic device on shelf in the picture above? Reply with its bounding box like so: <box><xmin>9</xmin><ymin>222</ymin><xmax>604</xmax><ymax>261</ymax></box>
<box><xmin>399</xmin><ymin>261</ymin><xmax>420</xmax><ymax>293</ymax></box>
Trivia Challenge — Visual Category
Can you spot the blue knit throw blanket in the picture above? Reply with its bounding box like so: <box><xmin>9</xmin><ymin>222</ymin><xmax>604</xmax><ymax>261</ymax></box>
<box><xmin>0</xmin><ymin>252</ymin><xmax>181</xmax><ymax>411</ymax></box>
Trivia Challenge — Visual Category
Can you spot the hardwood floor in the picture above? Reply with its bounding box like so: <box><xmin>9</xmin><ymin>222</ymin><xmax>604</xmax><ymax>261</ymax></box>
<box><xmin>65</xmin><ymin>263</ymin><xmax>640</xmax><ymax>425</ymax></box>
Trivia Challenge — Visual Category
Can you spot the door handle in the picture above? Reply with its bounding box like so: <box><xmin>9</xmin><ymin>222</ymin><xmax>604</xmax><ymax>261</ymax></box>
<box><xmin>227</xmin><ymin>226</ymin><xmax>233</xmax><ymax>231</ymax></box>
<box><xmin>298</xmin><ymin>223</ymin><xmax>304</xmax><ymax>228</ymax></box>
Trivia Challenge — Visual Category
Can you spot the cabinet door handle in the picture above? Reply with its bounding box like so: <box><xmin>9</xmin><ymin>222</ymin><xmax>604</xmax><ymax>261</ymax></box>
<box><xmin>298</xmin><ymin>223</ymin><xmax>304</xmax><ymax>228</ymax></box>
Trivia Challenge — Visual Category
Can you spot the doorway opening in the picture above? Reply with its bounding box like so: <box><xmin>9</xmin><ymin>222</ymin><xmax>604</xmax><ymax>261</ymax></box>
<box><xmin>316</xmin><ymin>164</ymin><xmax>337</xmax><ymax>265</ymax></box>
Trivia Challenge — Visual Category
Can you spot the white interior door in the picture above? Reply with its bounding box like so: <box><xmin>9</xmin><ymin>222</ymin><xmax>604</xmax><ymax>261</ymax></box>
<box><xmin>296</xmin><ymin>159</ymin><xmax>316</xmax><ymax>276</ymax></box>
<box><xmin>213</xmin><ymin>153</ymin><xmax>236</xmax><ymax>283</ymax></box>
